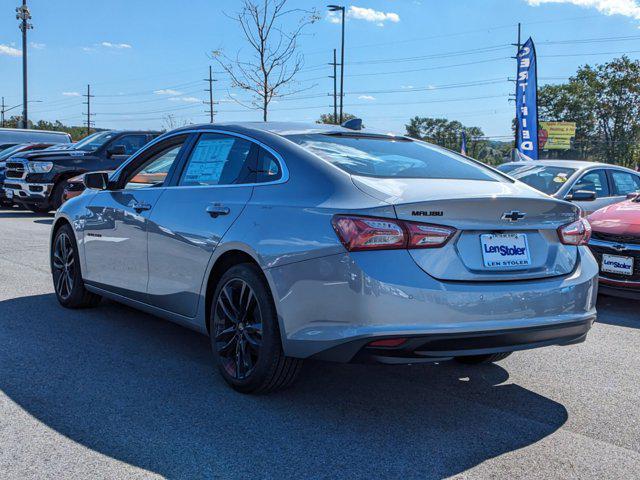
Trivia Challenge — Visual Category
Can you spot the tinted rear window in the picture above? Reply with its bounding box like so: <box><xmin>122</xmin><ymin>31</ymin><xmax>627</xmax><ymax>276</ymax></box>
<box><xmin>286</xmin><ymin>134</ymin><xmax>501</xmax><ymax>181</ymax></box>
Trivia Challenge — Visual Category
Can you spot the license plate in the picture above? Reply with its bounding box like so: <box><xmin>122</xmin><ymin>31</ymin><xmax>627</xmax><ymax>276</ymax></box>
<box><xmin>5</xmin><ymin>189</ymin><xmax>13</xmax><ymax>199</ymax></box>
<box><xmin>480</xmin><ymin>233</ymin><xmax>531</xmax><ymax>268</ymax></box>
<box><xmin>601</xmin><ymin>254</ymin><xmax>634</xmax><ymax>276</ymax></box>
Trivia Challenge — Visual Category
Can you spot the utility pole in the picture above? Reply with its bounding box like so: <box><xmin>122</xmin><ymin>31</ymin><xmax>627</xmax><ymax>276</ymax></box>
<box><xmin>328</xmin><ymin>5</ymin><xmax>346</xmax><ymax>123</ymax></box>
<box><xmin>82</xmin><ymin>84</ymin><xmax>94</xmax><ymax>136</ymax></box>
<box><xmin>513</xmin><ymin>22</ymin><xmax>521</xmax><ymax>151</ymax></box>
<box><xmin>16</xmin><ymin>0</ymin><xmax>33</xmax><ymax>129</ymax></box>
<box><xmin>329</xmin><ymin>49</ymin><xmax>338</xmax><ymax>124</ymax></box>
<box><xmin>1</xmin><ymin>97</ymin><xmax>5</xmax><ymax>128</ymax></box>
<box><xmin>204</xmin><ymin>65</ymin><xmax>217</xmax><ymax>123</ymax></box>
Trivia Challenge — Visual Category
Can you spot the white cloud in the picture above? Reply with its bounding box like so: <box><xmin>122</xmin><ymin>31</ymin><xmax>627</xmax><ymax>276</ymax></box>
<box><xmin>101</xmin><ymin>41</ymin><xmax>132</xmax><ymax>49</ymax></box>
<box><xmin>327</xmin><ymin>6</ymin><xmax>400</xmax><ymax>25</ymax></box>
<box><xmin>62</xmin><ymin>91</ymin><xmax>81</xmax><ymax>97</ymax></box>
<box><xmin>154</xmin><ymin>89</ymin><xmax>183</xmax><ymax>96</ymax></box>
<box><xmin>348</xmin><ymin>6</ymin><xmax>400</xmax><ymax>23</ymax></box>
<box><xmin>81</xmin><ymin>46</ymin><xmax>95</xmax><ymax>52</ymax></box>
<box><xmin>427</xmin><ymin>85</ymin><xmax>436</xmax><ymax>90</ymax></box>
<box><xmin>169</xmin><ymin>96</ymin><xmax>201</xmax><ymax>103</ymax></box>
<box><xmin>401</xmin><ymin>85</ymin><xmax>415</xmax><ymax>89</ymax></box>
<box><xmin>326</xmin><ymin>12</ymin><xmax>342</xmax><ymax>23</ymax></box>
<box><xmin>0</xmin><ymin>44</ymin><xmax>21</xmax><ymax>57</ymax></box>
<box><xmin>525</xmin><ymin>0</ymin><xmax>640</xmax><ymax>20</ymax></box>
<box><xmin>30</xmin><ymin>42</ymin><xmax>45</xmax><ymax>50</ymax></box>
<box><xmin>358</xmin><ymin>95</ymin><xmax>376</xmax><ymax>100</ymax></box>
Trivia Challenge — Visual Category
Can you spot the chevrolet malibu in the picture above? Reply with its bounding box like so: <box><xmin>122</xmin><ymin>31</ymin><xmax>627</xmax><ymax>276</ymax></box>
<box><xmin>50</xmin><ymin>122</ymin><xmax>598</xmax><ymax>393</ymax></box>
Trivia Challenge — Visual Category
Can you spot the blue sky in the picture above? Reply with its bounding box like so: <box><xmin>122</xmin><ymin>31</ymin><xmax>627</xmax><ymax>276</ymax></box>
<box><xmin>1</xmin><ymin>0</ymin><xmax>640</xmax><ymax>138</ymax></box>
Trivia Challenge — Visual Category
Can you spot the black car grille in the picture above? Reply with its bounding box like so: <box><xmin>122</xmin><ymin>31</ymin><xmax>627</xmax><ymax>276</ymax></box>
<box><xmin>589</xmin><ymin>244</ymin><xmax>640</xmax><ymax>281</ymax></box>
<box><xmin>3</xmin><ymin>183</ymin><xmax>21</xmax><ymax>189</ymax></box>
<box><xmin>592</xmin><ymin>231</ymin><xmax>640</xmax><ymax>245</ymax></box>
<box><xmin>5</xmin><ymin>161</ymin><xmax>25</xmax><ymax>179</ymax></box>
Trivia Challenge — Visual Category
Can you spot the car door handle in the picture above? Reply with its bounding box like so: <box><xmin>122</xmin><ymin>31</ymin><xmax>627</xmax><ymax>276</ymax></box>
<box><xmin>206</xmin><ymin>204</ymin><xmax>230</xmax><ymax>218</ymax></box>
<box><xmin>132</xmin><ymin>202</ymin><xmax>152</xmax><ymax>213</ymax></box>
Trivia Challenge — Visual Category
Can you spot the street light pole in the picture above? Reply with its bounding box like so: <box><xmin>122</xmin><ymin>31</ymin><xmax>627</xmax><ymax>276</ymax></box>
<box><xmin>16</xmin><ymin>0</ymin><xmax>33</xmax><ymax>129</ymax></box>
<box><xmin>328</xmin><ymin>5</ymin><xmax>346</xmax><ymax>124</ymax></box>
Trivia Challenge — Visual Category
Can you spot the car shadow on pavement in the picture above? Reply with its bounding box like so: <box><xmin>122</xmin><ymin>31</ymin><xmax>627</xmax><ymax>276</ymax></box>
<box><xmin>0</xmin><ymin>211</ymin><xmax>53</xmax><ymax>219</ymax></box>
<box><xmin>33</xmin><ymin>219</ymin><xmax>54</xmax><ymax>225</ymax></box>
<box><xmin>0</xmin><ymin>294</ymin><xmax>568</xmax><ymax>479</ymax></box>
<box><xmin>596</xmin><ymin>295</ymin><xmax>639</xmax><ymax>329</ymax></box>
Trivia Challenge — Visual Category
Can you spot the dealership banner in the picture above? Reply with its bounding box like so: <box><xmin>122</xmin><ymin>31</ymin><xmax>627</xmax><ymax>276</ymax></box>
<box><xmin>539</xmin><ymin>121</ymin><xmax>576</xmax><ymax>150</ymax></box>
<box><xmin>516</xmin><ymin>37</ymin><xmax>539</xmax><ymax>159</ymax></box>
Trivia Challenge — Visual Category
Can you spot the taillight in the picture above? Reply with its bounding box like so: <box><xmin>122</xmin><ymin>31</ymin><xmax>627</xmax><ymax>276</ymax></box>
<box><xmin>332</xmin><ymin>216</ymin><xmax>405</xmax><ymax>251</ymax></box>
<box><xmin>332</xmin><ymin>215</ymin><xmax>456</xmax><ymax>252</ymax></box>
<box><xmin>405</xmin><ymin>222</ymin><xmax>456</xmax><ymax>248</ymax></box>
<box><xmin>558</xmin><ymin>218</ymin><xmax>592</xmax><ymax>245</ymax></box>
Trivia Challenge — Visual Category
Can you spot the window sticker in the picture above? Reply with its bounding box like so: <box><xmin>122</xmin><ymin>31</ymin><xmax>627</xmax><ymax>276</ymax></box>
<box><xmin>183</xmin><ymin>138</ymin><xmax>235</xmax><ymax>185</ymax></box>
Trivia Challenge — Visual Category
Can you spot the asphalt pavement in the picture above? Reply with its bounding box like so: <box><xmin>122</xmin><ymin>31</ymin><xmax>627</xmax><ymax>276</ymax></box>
<box><xmin>0</xmin><ymin>206</ymin><xmax>639</xmax><ymax>479</ymax></box>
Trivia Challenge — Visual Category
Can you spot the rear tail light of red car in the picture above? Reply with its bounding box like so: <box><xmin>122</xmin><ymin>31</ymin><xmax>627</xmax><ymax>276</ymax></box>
<box><xmin>558</xmin><ymin>218</ymin><xmax>592</xmax><ymax>246</ymax></box>
<box><xmin>331</xmin><ymin>215</ymin><xmax>456</xmax><ymax>252</ymax></box>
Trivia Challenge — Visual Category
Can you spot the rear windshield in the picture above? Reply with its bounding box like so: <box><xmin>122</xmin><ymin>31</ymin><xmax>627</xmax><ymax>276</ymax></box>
<box><xmin>499</xmin><ymin>164</ymin><xmax>576</xmax><ymax>194</ymax></box>
<box><xmin>286</xmin><ymin>134</ymin><xmax>502</xmax><ymax>181</ymax></box>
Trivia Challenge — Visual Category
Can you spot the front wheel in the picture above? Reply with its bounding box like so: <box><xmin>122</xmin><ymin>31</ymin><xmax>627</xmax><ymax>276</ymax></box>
<box><xmin>455</xmin><ymin>352</ymin><xmax>512</xmax><ymax>365</ymax></box>
<box><xmin>51</xmin><ymin>224</ymin><xmax>102</xmax><ymax>308</ymax></box>
<box><xmin>210</xmin><ymin>263</ymin><xmax>303</xmax><ymax>394</ymax></box>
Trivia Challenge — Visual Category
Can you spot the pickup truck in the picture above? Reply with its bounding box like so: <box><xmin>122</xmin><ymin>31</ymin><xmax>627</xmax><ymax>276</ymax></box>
<box><xmin>3</xmin><ymin>130</ymin><xmax>159</xmax><ymax>212</ymax></box>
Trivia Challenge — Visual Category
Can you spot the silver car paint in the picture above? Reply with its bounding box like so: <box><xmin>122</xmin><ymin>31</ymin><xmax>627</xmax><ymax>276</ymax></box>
<box><xmin>53</xmin><ymin>123</ymin><xmax>598</xmax><ymax>359</ymax></box>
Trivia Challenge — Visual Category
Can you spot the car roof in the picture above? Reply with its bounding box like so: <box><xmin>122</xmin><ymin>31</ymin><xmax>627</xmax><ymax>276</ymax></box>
<box><xmin>501</xmin><ymin>160</ymin><xmax>635</xmax><ymax>171</ymax></box>
<box><xmin>169</xmin><ymin>122</ymin><xmax>403</xmax><ymax>138</ymax></box>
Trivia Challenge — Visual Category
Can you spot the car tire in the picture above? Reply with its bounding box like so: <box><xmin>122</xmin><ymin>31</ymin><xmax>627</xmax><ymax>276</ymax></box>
<box><xmin>28</xmin><ymin>204</ymin><xmax>51</xmax><ymax>214</ymax></box>
<box><xmin>455</xmin><ymin>352</ymin><xmax>512</xmax><ymax>364</ymax></box>
<box><xmin>51</xmin><ymin>224</ymin><xmax>102</xmax><ymax>309</ymax></box>
<box><xmin>51</xmin><ymin>180</ymin><xmax>70</xmax><ymax>211</ymax></box>
<box><xmin>209</xmin><ymin>263</ymin><xmax>303</xmax><ymax>394</ymax></box>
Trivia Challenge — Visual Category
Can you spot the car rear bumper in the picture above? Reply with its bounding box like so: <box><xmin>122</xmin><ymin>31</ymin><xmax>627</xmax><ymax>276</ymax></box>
<box><xmin>268</xmin><ymin>247</ymin><xmax>598</xmax><ymax>361</ymax></box>
<box><xmin>598</xmin><ymin>277</ymin><xmax>640</xmax><ymax>300</ymax></box>
<box><xmin>312</xmin><ymin>317</ymin><xmax>594</xmax><ymax>363</ymax></box>
<box><xmin>3</xmin><ymin>181</ymin><xmax>53</xmax><ymax>203</ymax></box>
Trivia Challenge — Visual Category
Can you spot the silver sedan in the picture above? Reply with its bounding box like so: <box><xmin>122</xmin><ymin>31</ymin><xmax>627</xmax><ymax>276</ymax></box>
<box><xmin>498</xmin><ymin>160</ymin><xmax>640</xmax><ymax>214</ymax></box>
<box><xmin>50</xmin><ymin>122</ymin><xmax>598</xmax><ymax>393</ymax></box>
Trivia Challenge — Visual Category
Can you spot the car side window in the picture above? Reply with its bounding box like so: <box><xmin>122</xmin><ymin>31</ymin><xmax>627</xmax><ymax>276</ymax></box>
<box><xmin>256</xmin><ymin>148</ymin><xmax>282</xmax><ymax>183</ymax></box>
<box><xmin>610</xmin><ymin>171</ymin><xmax>640</xmax><ymax>196</ymax></box>
<box><xmin>124</xmin><ymin>144</ymin><xmax>183</xmax><ymax>189</ymax></box>
<box><xmin>112</xmin><ymin>135</ymin><xmax>149</xmax><ymax>156</ymax></box>
<box><xmin>178</xmin><ymin>133</ymin><xmax>253</xmax><ymax>186</ymax></box>
<box><xmin>573</xmin><ymin>169</ymin><xmax>610</xmax><ymax>198</ymax></box>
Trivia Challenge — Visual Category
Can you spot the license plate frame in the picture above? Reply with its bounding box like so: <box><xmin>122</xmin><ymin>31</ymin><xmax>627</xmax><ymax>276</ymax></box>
<box><xmin>480</xmin><ymin>233</ymin><xmax>531</xmax><ymax>269</ymax></box>
<box><xmin>601</xmin><ymin>253</ymin><xmax>634</xmax><ymax>276</ymax></box>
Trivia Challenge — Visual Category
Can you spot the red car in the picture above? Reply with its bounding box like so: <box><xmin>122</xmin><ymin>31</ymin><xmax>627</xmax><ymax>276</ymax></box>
<box><xmin>588</xmin><ymin>193</ymin><xmax>640</xmax><ymax>299</ymax></box>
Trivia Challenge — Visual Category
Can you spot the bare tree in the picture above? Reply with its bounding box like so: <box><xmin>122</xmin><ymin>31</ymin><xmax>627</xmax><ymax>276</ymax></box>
<box><xmin>213</xmin><ymin>0</ymin><xmax>318</xmax><ymax>121</ymax></box>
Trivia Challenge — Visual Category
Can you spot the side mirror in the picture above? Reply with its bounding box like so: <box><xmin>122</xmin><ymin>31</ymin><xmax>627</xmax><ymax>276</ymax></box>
<box><xmin>566</xmin><ymin>190</ymin><xmax>596</xmax><ymax>202</ymax></box>
<box><xmin>107</xmin><ymin>144</ymin><xmax>126</xmax><ymax>157</ymax></box>
<box><xmin>626</xmin><ymin>192</ymin><xmax>639</xmax><ymax>200</ymax></box>
<box><xmin>84</xmin><ymin>171</ymin><xmax>109</xmax><ymax>190</ymax></box>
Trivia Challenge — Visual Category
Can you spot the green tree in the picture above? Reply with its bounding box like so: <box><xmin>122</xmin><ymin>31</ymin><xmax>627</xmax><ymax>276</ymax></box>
<box><xmin>405</xmin><ymin>116</ymin><xmax>487</xmax><ymax>157</ymax></box>
<box><xmin>538</xmin><ymin>56</ymin><xmax>640</xmax><ymax>166</ymax></box>
<box><xmin>317</xmin><ymin>112</ymin><xmax>357</xmax><ymax>125</ymax></box>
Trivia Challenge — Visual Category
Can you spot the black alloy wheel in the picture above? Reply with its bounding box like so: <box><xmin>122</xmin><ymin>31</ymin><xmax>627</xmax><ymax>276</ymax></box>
<box><xmin>50</xmin><ymin>224</ymin><xmax>101</xmax><ymax>308</ymax></box>
<box><xmin>210</xmin><ymin>263</ymin><xmax>303</xmax><ymax>394</ymax></box>
<box><xmin>213</xmin><ymin>278</ymin><xmax>263</xmax><ymax>380</ymax></box>
<box><xmin>52</xmin><ymin>231</ymin><xmax>75</xmax><ymax>301</ymax></box>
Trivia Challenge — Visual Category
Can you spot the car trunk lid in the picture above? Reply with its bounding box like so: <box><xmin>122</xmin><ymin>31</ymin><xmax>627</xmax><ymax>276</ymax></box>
<box><xmin>352</xmin><ymin>176</ymin><xmax>580</xmax><ymax>281</ymax></box>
